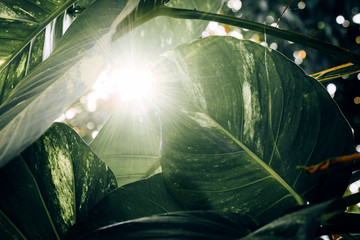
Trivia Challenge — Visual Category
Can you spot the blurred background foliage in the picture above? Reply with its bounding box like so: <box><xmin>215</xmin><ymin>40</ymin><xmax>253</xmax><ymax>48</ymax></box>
<box><xmin>59</xmin><ymin>0</ymin><xmax>360</xmax><ymax>199</ymax></box>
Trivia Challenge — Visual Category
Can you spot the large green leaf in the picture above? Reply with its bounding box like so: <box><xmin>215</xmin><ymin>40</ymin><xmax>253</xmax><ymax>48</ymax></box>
<box><xmin>0</xmin><ymin>0</ymin><xmax>77</xmax><ymax>104</ymax></box>
<box><xmin>91</xmin><ymin>0</ymin><xmax>222</xmax><ymax>186</ymax></box>
<box><xmin>75</xmin><ymin>210</ymin><xmax>260</xmax><ymax>240</ymax></box>
<box><xmin>155</xmin><ymin>36</ymin><xmax>354</xmax><ymax>222</ymax></box>
<box><xmin>0</xmin><ymin>122</ymin><xmax>117</xmax><ymax>239</ymax></box>
<box><xmin>0</xmin><ymin>0</ymin><xmax>222</xmax><ymax>169</ymax></box>
<box><xmin>90</xmin><ymin>102</ymin><xmax>161</xmax><ymax>186</ymax></box>
<box><xmin>0</xmin><ymin>0</ymin><xmax>77</xmax><ymax>70</ymax></box>
<box><xmin>67</xmin><ymin>173</ymin><xmax>183</xmax><ymax>238</ymax></box>
<box><xmin>71</xmin><ymin>200</ymin><xmax>342</xmax><ymax>240</ymax></box>
<box><xmin>241</xmin><ymin>200</ymin><xmax>340</xmax><ymax>240</ymax></box>
<box><xmin>0</xmin><ymin>0</ymin><xmax>137</xmax><ymax>168</ymax></box>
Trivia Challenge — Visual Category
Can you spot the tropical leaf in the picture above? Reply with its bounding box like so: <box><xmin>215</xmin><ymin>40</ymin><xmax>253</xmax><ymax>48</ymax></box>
<box><xmin>67</xmin><ymin>173</ymin><xmax>183</xmax><ymax>238</ymax></box>
<box><xmin>0</xmin><ymin>0</ymin><xmax>222</xmax><ymax>169</ymax></box>
<box><xmin>75</xmin><ymin>210</ymin><xmax>260</xmax><ymax>240</ymax></box>
<box><xmin>0</xmin><ymin>122</ymin><xmax>117</xmax><ymax>239</ymax></box>
<box><xmin>0</xmin><ymin>0</ymin><xmax>76</xmax><ymax>70</ymax></box>
<box><xmin>91</xmin><ymin>0</ymin><xmax>223</xmax><ymax>186</ymax></box>
<box><xmin>311</xmin><ymin>63</ymin><xmax>360</xmax><ymax>81</ymax></box>
<box><xmin>241</xmin><ymin>200</ymin><xmax>340</xmax><ymax>240</ymax></box>
<box><xmin>0</xmin><ymin>0</ymin><xmax>78</xmax><ymax>104</ymax></box>
<box><xmin>90</xmin><ymin>102</ymin><xmax>161</xmax><ymax>187</ymax></box>
<box><xmin>69</xmin><ymin>200</ymin><xmax>346</xmax><ymax>240</ymax></box>
<box><xmin>0</xmin><ymin>0</ymin><xmax>140</xmax><ymax>168</ymax></box>
<box><xmin>155</xmin><ymin>36</ymin><xmax>354</xmax><ymax>222</ymax></box>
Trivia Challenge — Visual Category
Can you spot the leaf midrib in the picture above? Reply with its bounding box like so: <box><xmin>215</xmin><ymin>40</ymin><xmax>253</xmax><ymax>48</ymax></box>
<box><xmin>205</xmin><ymin>114</ymin><xmax>305</xmax><ymax>205</ymax></box>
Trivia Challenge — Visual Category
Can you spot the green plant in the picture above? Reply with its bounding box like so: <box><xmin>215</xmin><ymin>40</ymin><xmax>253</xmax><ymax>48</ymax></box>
<box><xmin>1</xmin><ymin>0</ymin><xmax>360</xmax><ymax>239</ymax></box>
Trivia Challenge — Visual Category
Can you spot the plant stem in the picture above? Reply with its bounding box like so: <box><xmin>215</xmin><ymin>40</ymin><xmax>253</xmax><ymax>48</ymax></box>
<box><xmin>158</xmin><ymin>6</ymin><xmax>360</xmax><ymax>66</ymax></box>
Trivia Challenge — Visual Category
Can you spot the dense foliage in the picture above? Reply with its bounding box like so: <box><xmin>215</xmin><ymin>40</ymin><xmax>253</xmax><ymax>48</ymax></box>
<box><xmin>1</xmin><ymin>0</ymin><xmax>360</xmax><ymax>239</ymax></box>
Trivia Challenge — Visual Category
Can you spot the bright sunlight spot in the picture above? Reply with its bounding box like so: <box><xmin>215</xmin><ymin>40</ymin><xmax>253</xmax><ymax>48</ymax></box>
<box><xmin>87</xmin><ymin>66</ymin><xmax>155</xmax><ymax>112</ymax></box>
<box><xmin>111</xmin><ymin>67</ymin><xmax>154</xmax><ymax>102</ymax></box>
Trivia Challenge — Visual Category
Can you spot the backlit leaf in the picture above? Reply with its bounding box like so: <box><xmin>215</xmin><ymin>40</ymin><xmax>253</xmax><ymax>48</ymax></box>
<box><xmin>91</xmin><ymin>0</ymin><xmax>223</xmax><ymax>186</ymax></box>
<box><xmin>0</xmin><ymin>0</ymin><xmax>77</xmax><ymax>104</ymax></box>
<box><xmin>90</xmin><ymin>103</ymin><xmax>161</xmax><ymax>187</ymax></box>
<box><xmin>155</xmin><ymin>36</ymin><xmax>354</xmax><ymax>222</ymax></box>
<box><xmin>0</xmin><ymin>0</ymin><xmax>136</xmax><ymax>167</ymax></box>
<box><xmin>0</xmin><ymin>0</ymin><xmax>222</xmax><ymax>169</ymax></box>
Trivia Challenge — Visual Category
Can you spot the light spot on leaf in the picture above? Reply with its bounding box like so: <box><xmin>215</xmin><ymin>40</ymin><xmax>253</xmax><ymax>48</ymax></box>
<box><xmin>44</xmin><ymin>137</ymin><xmax>75</xmax><ymax>230</ymax></box>
<box><xmin>242</xmin><ymin>82</ymin><xmax>260</xmax><ymax>141</ymax></box>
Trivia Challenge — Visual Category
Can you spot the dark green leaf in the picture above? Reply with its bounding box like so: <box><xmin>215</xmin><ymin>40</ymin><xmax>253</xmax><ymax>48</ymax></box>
<box><xmin>0</xmin><ymin>0</ymin><xmax>77</xmax><ymax>104</ymax></box>
<box><xmin>69</xmin><ymin>173</ymin><xmax>183</xmax><ymax>237</ymax></box>
<box><xmin>75</xmin><ymin>210</ymin><xmax>260</xmax><ymax>240</ymax></box>
<box><xmin>241</xmin><ymin>200</ymin><xmax>338</xmax><ymax>240</ymax></box>
<box><xmin>0</xmin><ymin>122</ymin><xmax>117</xmax><ymax>238</ymax></box>
<box><xmin>155</xmin><ymin>36</ymin><xmax>354</xmax><ymax>222</ymax></box>
<box><xmin>90</xmin><ymin>103</ymin><xmax>161</xmax><ymax>187</ymax></box>
<box><xmin>0</xmin><ymin>156</ymin><xmax>59</xmax><ymax>239</ymax></box>
<box><xmin>0</xmin><ymin>0</ymin><xmax>76</xmax><ymax>71</ymax></box>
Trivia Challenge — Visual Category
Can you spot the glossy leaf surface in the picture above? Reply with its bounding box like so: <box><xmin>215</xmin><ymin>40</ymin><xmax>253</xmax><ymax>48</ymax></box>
<box><xmin>76</xmin><ymin>210</ymin><xmax>260</xmax><ymax>240</ymax></box>
<box><xmin>0</xmin><ymin>123</ymin><xmax>117</xmax><ymax>239</ymax></box>
<box><xmin>241</xmin><ymin>200</ymin><xmax>337</xmax><ymax>240</ymax></box>
<box><xmin>155</xmin><ymin>36</ymin><xmax>354</xmax><ymax>222</ymax></box>
<box><xmin>0</xmin><ymin>0</ymin><xmax>76</xmax><ymax>70</ymax></box>
<box><xmin>69</xmin><ymin>173</ymin><xmax>183</xmax><ymax>238</ymax></box>
<box><xmin>74</xmin><ymin>202</ymin><xmax>336</xmax><ymax>240</ymax></box>
<box><xmin>0</xmin><ymin>0</ymin><xmax>76</xmax><ymax>105</ymax></box>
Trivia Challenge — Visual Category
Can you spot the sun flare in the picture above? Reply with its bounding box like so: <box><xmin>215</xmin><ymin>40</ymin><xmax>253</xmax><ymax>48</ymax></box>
<box><xmin>110</xmin><ymin>67</ymin><xmax>154</xmax><ymax>102</ymax></box>
<box><xmin>93</xmin><ymin>65</ymin><xmax>155</xmax><ymax>103</ymax></box>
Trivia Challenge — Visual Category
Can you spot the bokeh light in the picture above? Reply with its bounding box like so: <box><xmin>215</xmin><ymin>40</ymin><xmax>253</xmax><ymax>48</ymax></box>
<box><xmin>336</xmin><ymin>15</ymin><xmax>345</xmax><ymax>24</ymax></box>
<box><xmin>354</xmin><ymin>97</ymin><xmax>360</xmax><ymax>104</ymax></box>
<box><xmin>298</xmin><ymin>1</ymin><xmax>306</xmax><ymax>10</ymax></box>
<box><xmin>326</xmin><ymin>83</ymin><xmax>337</xmax><ymax>98</ymax></box>
<box><xmin>227</xmin><ymin>0</ymin><xmax>242</xmax><ymax>12</ymax></box>
<box><xmin>353</xmin><ymin>13</ymin><xmax>360</xmax><ymax>24</ymax></box>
